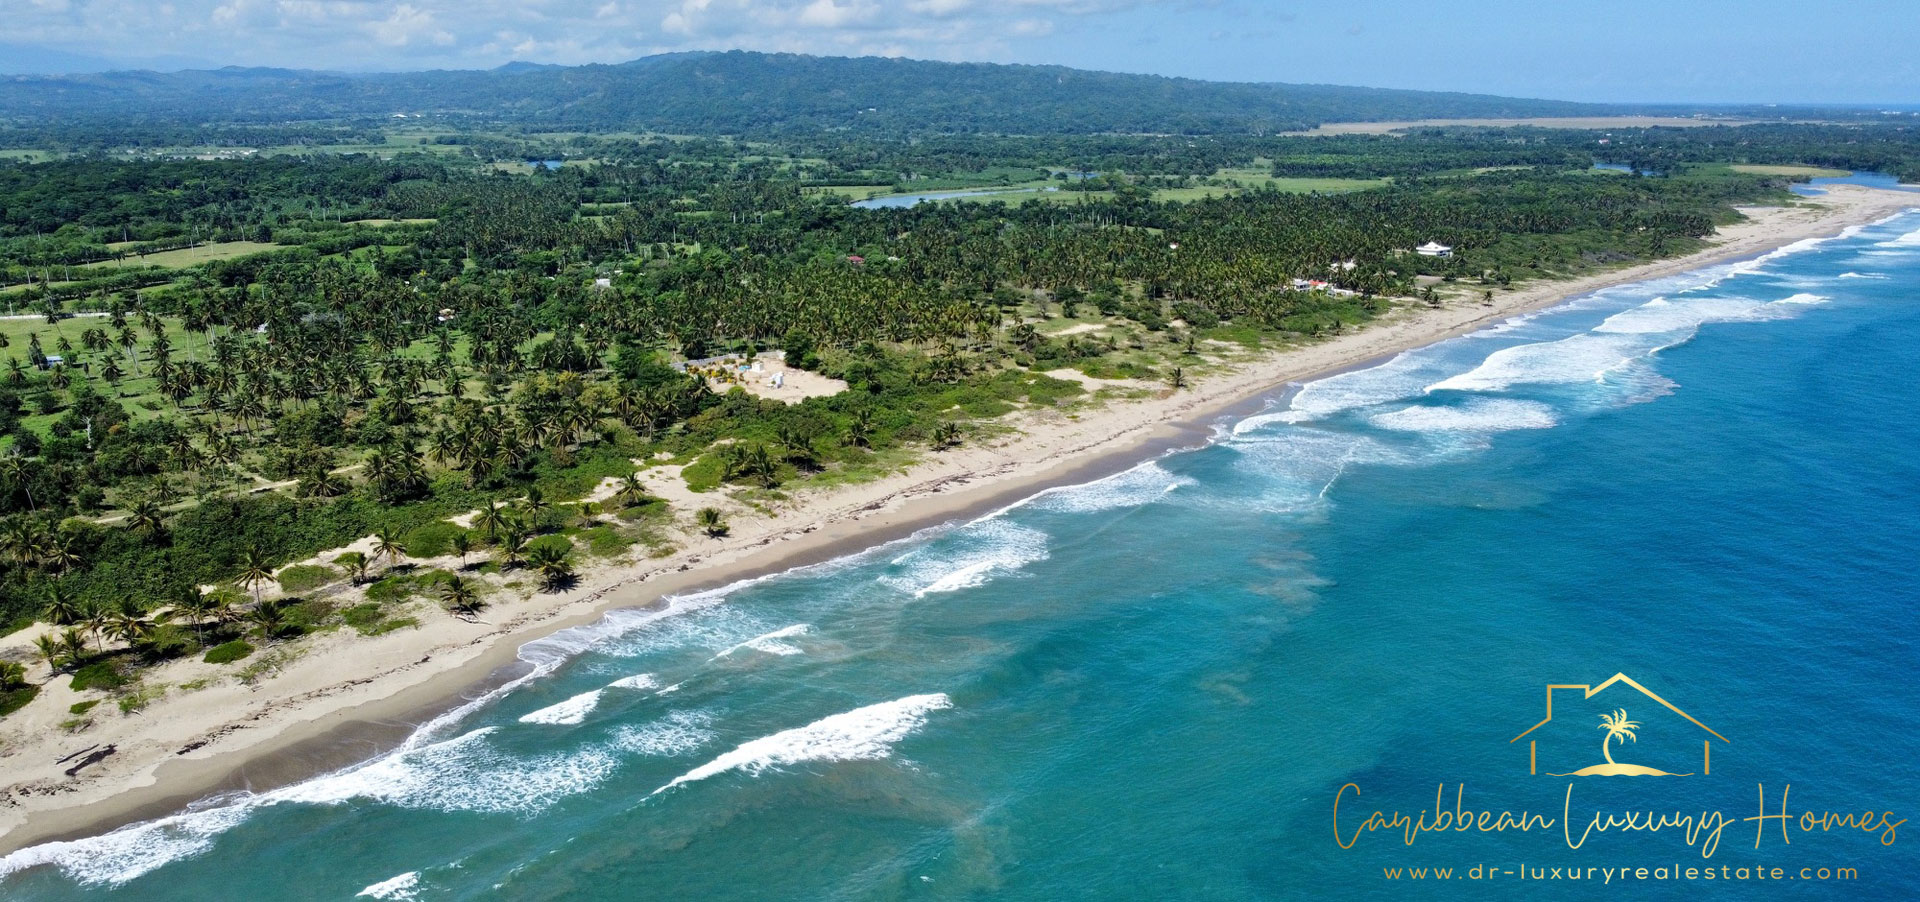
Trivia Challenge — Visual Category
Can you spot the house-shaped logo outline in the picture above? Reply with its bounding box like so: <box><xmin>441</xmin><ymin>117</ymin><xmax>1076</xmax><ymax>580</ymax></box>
<box><xmin>1510</xmin><ymin>673</ymin><xmax>1726</xmax><ymax>775</ymax></box>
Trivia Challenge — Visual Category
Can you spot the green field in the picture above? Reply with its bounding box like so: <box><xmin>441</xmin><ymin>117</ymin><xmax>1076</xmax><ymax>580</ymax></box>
<box><xmin>79</xmin><ymin>241</ymin><xmax>282</xmax><ymax>270</ymax></box>
<box><xmin>807</xmin><ymin>185</ymin><xmax>895</xmax><ymax>200</ymax></box>
<box><xmin>1729</xmin><ymin>164</ymin><xmax>1851</xmax><ymax>178</ymax></box>
<box><xmin>2</xmin><ymin>313</ymin><xmax>219</xmax><ymax>430</ymax></box>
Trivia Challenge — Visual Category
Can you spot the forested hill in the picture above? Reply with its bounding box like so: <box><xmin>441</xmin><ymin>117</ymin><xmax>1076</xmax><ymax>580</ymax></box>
<box><xmin>0</xmin><ymin>50</ymin><xmax>1621</xmax><ymax>135</ymax></box>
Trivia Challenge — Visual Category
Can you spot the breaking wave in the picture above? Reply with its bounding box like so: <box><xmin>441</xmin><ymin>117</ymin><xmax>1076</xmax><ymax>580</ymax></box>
<box><xmin>1371</xmin><ymin>399</ymin><xmax>1558</xmax><ymax>433</ymax></box>
<box><xmin>650</xmin><ymin>694</ymin><xmax>952</xmax><ymax>796</ymax></box>
<box><xmin>519</xmin><ymin>690</ymin><xmax>605</xmax><ymax>725</ymax></box>
<box><xmin>711</xmin><ymin>623</ymin><xmax>810</xmax><ymax>660</ymax></box>
<box><xmin>1020</xmin><ymin>461</ymin><xmax>1193</xmax><ymax>513</ymax></box>
<box><xmin>357</xmin><ymin>871</ymin><xmax>421</xmax><ymax>899</ymax></box>
<box><xmin>881</xmin><ymin>519</ymin><xmax>1049</xmax><ymax>597</ymax></box>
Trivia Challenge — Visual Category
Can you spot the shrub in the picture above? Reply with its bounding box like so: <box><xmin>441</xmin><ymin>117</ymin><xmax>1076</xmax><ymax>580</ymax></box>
<box><xmin>282</xmin><ymin>598</ymin><xmax>337</xmax><ymax>633</ymax></box>
<box><xmin>203</xmin><ymin>639</ymin><xmax>255</xmax><ymax>664</ymax></box>
<box><xmin>576</xmin><ymin>526</ymin><xmax>633</xmax><ymax>557</ymax></box>
<box><xmin>403</xmin><ymin>522</ymin><xmax>464</xmax><ymax>559</ymax></box>
<box><xmin>275</xmin><ymin>563</ymin><xmax>339</xmax><ymax>593</ymax></box>
<box><xmin>341</xmin><ymin>602</ymin><xmax>421</xmax><ymax>637</ymax></box>
<box><xmin>0</xmin><ymin>685</ymin><xmax>38</xmax><ymax>718</ymax></box>
<box><xmin>118</xmin><ymin>684</ymin><xmax>164</xmax><ymax>714</ymax></box>
<box><xmin>69</xmin><ymin>699</ymin><xmax>102</xmax><ymax>715</ymax></box>
<box><xmin>365</xmin><ymin>575</ymin><xmax>416</xmax><ymax>604</ymax></box>
<box><xmin>71</xmin><ymin>661</ymin><xmax>129</xmax><ymax>692</ymax></box>
<box><xmin>140</xmin><ymin>623</ymin><xmax>196</xmax><ymax>661</ymax></box>
<box><xmin>526</xmin><ymin>535</ymin><xmax>574</xmax><ymax>558</ymax></box>
<box><xmin>680</xmin><ymin>454</ymin><xmax>726</xmax><ymax>492</ymax></box>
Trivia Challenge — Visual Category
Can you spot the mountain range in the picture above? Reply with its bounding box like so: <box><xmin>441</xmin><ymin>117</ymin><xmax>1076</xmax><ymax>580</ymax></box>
<box><xmin>0</xmin><ymin>50</ymin><xmax>1647</xmax><ymax>135</ymax></box>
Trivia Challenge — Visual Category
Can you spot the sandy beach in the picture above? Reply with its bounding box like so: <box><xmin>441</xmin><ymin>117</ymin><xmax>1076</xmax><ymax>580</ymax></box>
<box><xmin>0</xmin><ymin>183</ymin><xmax>1911</xmax><ymax>857</ymax></box>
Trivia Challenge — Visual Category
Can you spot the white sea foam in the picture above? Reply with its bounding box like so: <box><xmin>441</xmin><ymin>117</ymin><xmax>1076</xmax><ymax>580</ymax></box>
<box><xmin>1593</xmin><ymin>296</ymin><xmax>1771</xmax><ymax>334</ymax></box>
<box><xmin>1874</xmin><ymin>226</ymin><xmax>1920</xmax><ymax>248</ymax></box>
<box><xmin>650</xmin><ymin>694</ymin><xmax>952</xmax><ymax>796</ymax></box>
<box><xmin>1235</xmin><ymin>350</ymin><xmax>1439</xmax><ymax>431</ymax></box>
<box><xmin>357</xmin><ymin>871</ymin><xmax>422</xmax><ymax>899</ymax></box>
<box><xmin>0</xmin><ymin>800</ymin><xmax>255</xmax><ymax>887</ymax></box>
<box><xmin>1838</xmin><ymin>272</ymin><xmax>1887</xmax><ymax>279</ymax></box>
<box><xmin>0</xmin><ymin>726</ymin><xmax>625</xmax><ymax>886</ymax></box>
<box><xmin>607</xmin><ymin>673</ymin><xmax>659</xmax><ymax>690</ymax></box>
<box><xmin>1225</xmin><ymin>429</ymin><xmax>1403</xmax><ymax>511</ymax></box>
<box><xmin>711</xmin><ymin>623</ymin><xmax>811</xmax><ymax>660</ymax></box>
<box><xmin>519</xmin><ymin>689</ymin><xmax>605</xmax><ymax>725</ymax></box>
<box><xmin>1020</xmin><ymin>461</ymin><xmax>1193</xmax><ymax>513</ymax></box>
<box><xmin>1774</xmin><ymin>292</ymin><xmax>1830</xmax><ymax>305</ymax></box>
<box><xmin>1370</xmin><ymin>399</ymin><xmax>1558</xmax><ymax>433</ymax></box>
<box><xmin>1427</xmin><ymin>332</ymin><xmax>1658</xmax><ymax>393</ymax></box>
<box><xmin>882</xmin><ymin>519</ymin><xmax>1048</xmax><ymax>598</ymax></box>
<box><xmin>612</xmin><ymin>710</ymin><xmax>717</xmax><ymax>757</ymax></box>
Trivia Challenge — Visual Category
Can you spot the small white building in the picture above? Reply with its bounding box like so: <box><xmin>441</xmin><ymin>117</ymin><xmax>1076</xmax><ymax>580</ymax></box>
<box><xmin>1416</xmin><ymin>242</ymin><xmax>1453</xmax><ymax>258</ymax></box>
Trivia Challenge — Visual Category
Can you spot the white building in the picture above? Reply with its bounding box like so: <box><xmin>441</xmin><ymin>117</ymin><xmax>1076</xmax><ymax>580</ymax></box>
<box><xmin>1416</xmin><ymin>242</ymin><xmax>1453</xmax><ymax>258</ymax></box>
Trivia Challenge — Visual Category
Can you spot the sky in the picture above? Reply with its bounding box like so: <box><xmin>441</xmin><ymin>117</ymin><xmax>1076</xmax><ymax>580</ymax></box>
<box><xmin>4</xmin><ymin>0</ymin><xmax>1917</xmax><ymax>104</ymax></box>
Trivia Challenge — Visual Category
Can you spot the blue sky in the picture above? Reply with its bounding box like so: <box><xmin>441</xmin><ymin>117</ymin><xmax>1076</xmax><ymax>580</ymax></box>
<box><xmin>6</xmin><ymin>0</ymin><xmax>1916</xmax><ymax>104</ymax></box>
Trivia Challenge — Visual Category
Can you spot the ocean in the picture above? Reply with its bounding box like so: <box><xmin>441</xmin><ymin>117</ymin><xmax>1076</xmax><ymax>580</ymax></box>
<box><xmin>6</xmin><ymin>210</ymin><xmax>1920</xmax><ymax>899</ymax></box>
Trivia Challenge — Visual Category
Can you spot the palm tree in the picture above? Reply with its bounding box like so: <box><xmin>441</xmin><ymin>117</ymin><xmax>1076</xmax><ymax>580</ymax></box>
<box><xmin>613</xmin><ymin>473</ymin><xmax>649</xmax><ymax>508</ymax></box>
<box><xmin>497</xmin><ymin>530</ymin><xmax>528</xmax><ymax>569</ymax></box>
<box><xmin>450</xmin><ymin>532</ymin><xmax>474</xmax><ymax>569</ymax></box>
<box><xmin>372</xmin><ymin>530</ymin><xmax>406</xmax><ymax>572</ymax></box>
<box><xmin>527</xmin><ymin>544</ymin><xmax>574</xmax><ymax>592</ymax></box>
<box><xmin>2</xmin><ymin>518</ymin><xmax>44</xmax><ymax>570</ymax></box>
<box><xmin>249</xmin><ymin>601</ymin><xmax>288</xmax><ymax>643</ymax></box>
<box><xmin>577</xmin><ymin>502</ymin><xmax>601</xmax><ymax>526</ymax></box>
<box><xmin>35</xmin><ymin>633</ymin><xmax>67</xmax><ymax>673</ymax></box>
<box><xmin>520</xmin><ymin>486</ymin><xmax>551</xmax><ymax>519</ymax></box>
<box><xmin>81</xmin><ymin>601</ymin><xmax>113</xmax><ymax>651</ymax></box>
<box><xmin>42</xmin><ymin>583</ymin><xmax>84</xmax><ymax>626</ymax></box>
<box><xmin>1167</xmin><ymin>366</ymin><xmax>1187</xmax><ymax>390</ymax></box>
<box><xmin>236</xmin><ymin>549</ymin><xmax>275</xmax><ymax>606</ymax></box>
<box><xmin>474</xmin><ymin>501</ymin><xmax>509</xmax><ymax>539</ymax></box>
<box><xmin>57</xmin><ymin>627</ymin><xmax>89</xmax><ymax>666</ymax></box>
<box><xmin>41</xmin><ymin>532</ymin><xmax>83</xmax><ymax>575</ymax></box>
<box><xmin>128</xmin><ymin>498</ymin><xmax>167</xmax><ymax>540</ymax></box>
<box><xmin>844</xmin><ymin>408</ymin><xmax>874</xmax><ymax>449</ymax></box>
<box><xmin>439</xmin><ymin>575</ymin><xmax>484</xmax><ymax>618</ymax></box>
<box><xmin>106</xmin><ymin>603</ymin><xmax>156</xmax><ymax>650</ymax></box>
<box><xmin>933</xmin><ymin>421</ymin><xmax>962</xmax><ymax>450</ymax></box>
<box><xmin>1598</xmin><ymin>709</ymin><xmax>1640</xmax><ymax>765</ymax></box>
<box><xmin>0</xmin><ymin>456</ymin><xmax>35</xmax><ymax>512</ymax></box>
<box><xmin>696</xmin><ymin>507</ymin><xmax>729</xmax><ymax>538</ymax></box>
<box><xmin>335</xmin><ymin>550</ymin><xmax>371</xmax><ymax>585</ymax></box>
<box><xmin>176</xmin><ymin>591</ymin><xmax>218</xmax><ymax>644</ymax></box>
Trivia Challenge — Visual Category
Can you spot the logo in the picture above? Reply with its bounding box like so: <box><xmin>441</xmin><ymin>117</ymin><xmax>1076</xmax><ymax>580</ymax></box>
<box><xmin>1510</xmin><ymin>673</ymin><xmax>1725</xmax><ymax>777</ymax></box>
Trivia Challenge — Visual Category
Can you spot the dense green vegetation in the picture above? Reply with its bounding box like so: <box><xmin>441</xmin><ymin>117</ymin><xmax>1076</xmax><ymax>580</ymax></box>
<box><xmin>3</xmin><ymin>87</ymin><xmax>1917</xmax><ymax>719</ymax></box>
<box><xmin>0</xmin><ymin>51</ymin><xmax>1628</xmax><ymax>136</ymax></box>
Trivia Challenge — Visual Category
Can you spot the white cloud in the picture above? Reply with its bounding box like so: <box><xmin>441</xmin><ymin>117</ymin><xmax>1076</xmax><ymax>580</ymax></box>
<box><xmin>5</xmin><ymin>0</ymin><xmax>1173</xmax><ymax>71</ymax></box>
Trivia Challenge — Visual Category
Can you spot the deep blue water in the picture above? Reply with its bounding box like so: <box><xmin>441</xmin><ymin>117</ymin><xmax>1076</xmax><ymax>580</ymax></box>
<box><xmin>6</xmin><ymin>211</ymin><xmax>1920</xmax><ymax>899</ymax></box>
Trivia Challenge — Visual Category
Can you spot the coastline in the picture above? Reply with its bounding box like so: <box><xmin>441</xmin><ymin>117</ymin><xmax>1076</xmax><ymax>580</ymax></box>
<box><xmin>2</xmin><ymin>184</ymin><xmax>1912</xmax><ymax>858</ymax></box>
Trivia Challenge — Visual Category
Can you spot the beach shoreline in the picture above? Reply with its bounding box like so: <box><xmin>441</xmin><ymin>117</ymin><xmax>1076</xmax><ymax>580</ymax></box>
<box><xmin>2</xmin><ymin>184</ymin><xmax>1912</xmax><ymax>858</ymax></box>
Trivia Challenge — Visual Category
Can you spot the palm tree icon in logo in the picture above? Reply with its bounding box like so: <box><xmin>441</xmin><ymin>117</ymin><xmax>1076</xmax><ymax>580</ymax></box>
<box><xmin>1547</xmin><ymin>708</ymin><xmax>1692</xmax><ymax>776</ymax></box>
<box><xmin>1599</xmin><ymin>710</ymin><xmax>1638</xmax><ymax>765</ymax></box>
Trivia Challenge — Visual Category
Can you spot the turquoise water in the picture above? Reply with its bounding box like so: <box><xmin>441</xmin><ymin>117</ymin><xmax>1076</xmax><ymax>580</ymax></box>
<box><xmin>7</xmin><ymin>211</ymin><xmax>1920</xmax><ymax>899</ymax></box>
